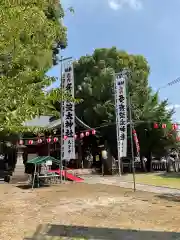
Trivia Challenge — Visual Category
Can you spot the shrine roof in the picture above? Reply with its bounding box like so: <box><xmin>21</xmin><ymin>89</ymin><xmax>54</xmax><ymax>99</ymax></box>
<box><xmin>24</xmin><ymin>116</ymin><xmax>51</xmax><ymax>127</ymax></box>
<box><xmin>24</xmin><ymin>115</ymin><xmax>93</xmax><ymax>131</ymax></box>
<box><xmin>47</xmin><ymin>116</ymin><xmax>93</xmax><ymax>130</ymax></box>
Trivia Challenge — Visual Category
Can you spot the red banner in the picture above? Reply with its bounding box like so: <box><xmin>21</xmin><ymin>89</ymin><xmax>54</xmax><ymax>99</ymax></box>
<box><xmin>132</xmin><ymin>129</ymin><xmax>140</xmax><ymax>153</ymax></box>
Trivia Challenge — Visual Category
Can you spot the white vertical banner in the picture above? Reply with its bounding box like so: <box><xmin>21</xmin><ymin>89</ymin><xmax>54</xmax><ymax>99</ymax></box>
<box><xmin>114</xmin><ymin>71</ymin><xmax>127</xmax><ymax>158</ymax></box>
<box><xmin>61</xmin><ymin>63</ymin><xmax>75</xmax><ymax>160</ymax></box>
<box><xmin>61</xmin><ymin>73</ymin><xmax>65</xmax><ymax>161</ymax></box>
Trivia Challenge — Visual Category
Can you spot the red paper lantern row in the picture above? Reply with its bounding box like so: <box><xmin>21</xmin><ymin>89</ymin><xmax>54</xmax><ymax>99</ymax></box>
<box><xmin>18</xmin><ymin>130</ymin><xmax>96</xmax><ymax>145</ymax></box>
<box><xmin>19</xmin><ymin>137</ymin><xmax>60</xmax><ymax>145</ymax></box>
<box><xmin>153</xmin><ymin>123</ymin><xmax>178</xmax><ymax>130</ymax></box>
<box><xmin>64</xmin><ymin>130</ymin><xmax>96</xmax><ymax>141</ymax></box>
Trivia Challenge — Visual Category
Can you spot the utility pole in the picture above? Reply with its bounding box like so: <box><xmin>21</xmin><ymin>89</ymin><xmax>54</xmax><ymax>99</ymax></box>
<box><xmin>128</xmin><ymin>93</ymin><xmax>136</xmax><ymax>191</ymax></box>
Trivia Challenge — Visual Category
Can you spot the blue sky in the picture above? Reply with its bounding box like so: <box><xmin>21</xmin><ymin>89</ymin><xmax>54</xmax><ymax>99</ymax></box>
<box><xmin>47</xmin><ymin>0</ymin><xmax>180</xmax><ymax>121</ymax></box>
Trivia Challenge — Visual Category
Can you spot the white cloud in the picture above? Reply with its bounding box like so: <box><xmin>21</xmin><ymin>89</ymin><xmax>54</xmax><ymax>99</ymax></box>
<box><xmin>166</xmin><ymin>104</ymin><xmax>180</xmax><ymax>110</ymax></box>
<box><xmin>108</xmin><ymin>0</ymin><xmax>121</xmax><ymax>10</ymax></box>
<box><xmin>108</xmin><ymin>0</ymin><xmax>142</xmax><ymax>11</ymax></box>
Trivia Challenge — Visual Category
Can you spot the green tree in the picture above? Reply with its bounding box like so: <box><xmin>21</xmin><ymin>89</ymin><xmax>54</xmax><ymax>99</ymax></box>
<box><xmin>74</xmin><ymin>47</ymin><xmax>178</xmax><ymax>158</ymax></box>
<box><xmin>0</xmin><ymin>0</ymin><xmax>67</xmax><ymax>133</ymax></box>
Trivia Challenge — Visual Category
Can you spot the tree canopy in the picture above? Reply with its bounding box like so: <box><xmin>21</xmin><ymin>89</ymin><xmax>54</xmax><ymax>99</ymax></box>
<box><xmin>74</xmin><ymin>47</ymin><xmax>178</xmax><ymax>156</ymax></box>
<box><xmin>0</xmin><ymin>0</ymin><xmax>67</xmax><ymax>133</ymax></box>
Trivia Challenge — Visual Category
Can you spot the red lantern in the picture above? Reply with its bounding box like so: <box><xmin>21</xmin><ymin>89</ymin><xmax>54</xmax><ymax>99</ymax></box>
<box><xmin>47</xmin><ymin>138</ymin><xmax>51</xmax><ymax>143</ymax></box>
<box><xmin>172</xmin><ymin>123</ymin><xmax>178</xmax><ymax>130</ymax></box>
<box><xmin>80</xmin><ymin>133</ymin><xmax>84</xmax><ymax>138</ymax></box>
<box><xmin>19</xmin><ymin>140</ymin><xmax>23</xmax><ymax>145</ymax></box>
<box><xmin>162</xmin><ymin>123</ymin><xmax>166</xmax><ymax>129</ymax></box>
<box><xmin>37</xmin><ymin>138</ymin><xmax>42</xmax><ymax>144</ymax></box>
<box><xmin>74</xmin><ymin>134</ymin><xmax>77</xmax><ymax>140</ymax></box>
<box><xmin>53</xmin><ymin>137</ymin><xmax>58</xmax><ymax>142</ymax></box>
<box><xmin>132</xmin><ymin>129</ymin><xmax>136</xmax><ymax>134</ymax></box>
<box><xmin>64</xmin><ymin>135</ymin><xmax>68</xmax><ymax>140</ymax></box>
<box><xmin>153</xmin><ymin>123</ymin><xmax>158</xmax><ymax>129</ymax></box>
<box><xmin>85</xmin><ymin>131</ymin><xmax>90</xmax><ymax>136</ymax></box>
<box><xmin>92</xmin><ymin>129</ymin><xmax>96</xmax><ymax>135</ymax></box>
<box><xmin>28</xmin><ymin>140</ymin><xmax>33</xmax><ymax>145</ymax></box>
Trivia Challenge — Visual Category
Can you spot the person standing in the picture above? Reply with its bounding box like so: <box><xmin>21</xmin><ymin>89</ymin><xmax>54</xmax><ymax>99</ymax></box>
<box><xmin>142</xmin><ymin>156</ymin><xmax>147</xmax><ymax>172</ymax></box>
<box><xmin>168</xmin><ymin>148</ymin><xmax>179</xmax><ymax>172</ymax></box>
<box><xmin>101</xmin><ymin>146</ymin><xmax>108</xmax><ymax>176</ymax></box>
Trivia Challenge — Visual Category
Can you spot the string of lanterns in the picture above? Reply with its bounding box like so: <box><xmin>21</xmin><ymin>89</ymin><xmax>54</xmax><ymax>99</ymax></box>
<box><xmin>153</xmin><ymin>123</ymin><xmax>180</xmax><ymax>141</ymax></box>
<box><xmin>18</xmin><ymin>129</ymin><xmax>96</xmax><ymax>145</ymax></box>
<box><xmin>17</xmin><ymin>122</ymin><xmax>180</xmax><ymax>145</ymax></box>
<box><xmin>153</xmin><ymin>123</ymin><xmax>178</xmax><ymax>129</ymax></box>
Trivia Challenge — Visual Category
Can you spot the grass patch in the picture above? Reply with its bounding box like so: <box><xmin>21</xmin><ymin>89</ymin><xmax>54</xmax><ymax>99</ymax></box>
<box><xmin>133</xmin><ymin>173</ymin><xmax>180</xmax><ymax>189</ymax></box>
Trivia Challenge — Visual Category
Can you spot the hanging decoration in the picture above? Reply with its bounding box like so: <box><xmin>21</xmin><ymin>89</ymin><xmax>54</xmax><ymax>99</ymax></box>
<box><xmin>28</xmin><ymin>140</ymin><xmax>33</xmax><ymax>145</ymax></box>
<box><xmin>132</xmin><ymin>129</ymin><xmax>140</xmax><ymax>153</ymax></box>
<box><xmin>92</xmin><ymin>129</ymin><xmax>96</xmax><ymax>135</ymax></box>
<box><xmin>16</xmin><ymin>129</ymin><xmax>97</xmax><ymax>145</ymax></box>
<box><xmin>172</xmin><ymin>123</ymin><xmax>178</xmax><ymax>130</ymax></box>
<box><xmin>114</xmin><ymin>71</ymin><xmax>128</xmax><ymax>159</ymax></box>
<box><xmin>80</xmin><ymin>133</ymin><xmax>84</xmax><ymax>138</ymax></box>
<box><xmin>153</xmin><ymin>123</ymin><xmax>159</xmax><ymax>129</ymax></box>
<box><xmin>85</xmin><ymin>131</ymin><xmax>90</xmax><ymax>136</ymax></box>
<box><xmin>37</xmin><ymin>139</ymin><xmax>42</xmax><ymax>144</ymax></box>
<box><xmin>153</xmin><ymin>123</ymin><xmax>179</xmax><ymax>129</ymax></box>
<box><xmin>53</xmin><ymin>137</ymin><xmax>58</xmax><ymax>142</ymax></box>
<box><xmin>176</xmin><ymin>136</ymin><xmax>180</xmax><ymax>141</ymax></box>
<box><xmin>61</xmin><ymin>64</ymin><xmax>76</xmax><ymax>160</ymax></box>
<box><xmin>19</xmin><ymin>140</ymin><xmax>24</xmax><ymax>145</ymax></box>
<box><xmin>64</xmin><ymin>136</ymin><xmax>68</xmax><ymax>140</ymax></box>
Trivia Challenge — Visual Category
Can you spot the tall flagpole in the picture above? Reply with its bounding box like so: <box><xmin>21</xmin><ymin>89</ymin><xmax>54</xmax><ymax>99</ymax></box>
<box><xmin>125</xmin><ymin>70</ymin><xmax>136</xmax><ymax>191</ymax></box>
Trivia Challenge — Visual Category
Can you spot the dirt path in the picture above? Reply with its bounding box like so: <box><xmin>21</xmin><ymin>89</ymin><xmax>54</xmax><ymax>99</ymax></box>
<box><xmin>0</xmin><ymin>182</ymin><xmax>180</xmax><ymax>239</ymax></box>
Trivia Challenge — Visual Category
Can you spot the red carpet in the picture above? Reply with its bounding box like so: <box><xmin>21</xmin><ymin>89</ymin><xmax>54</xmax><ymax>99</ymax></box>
<box><xmin>48</xmin><ymin>169</ymin><xmax>83</xmax><ymax>182</ymax></box>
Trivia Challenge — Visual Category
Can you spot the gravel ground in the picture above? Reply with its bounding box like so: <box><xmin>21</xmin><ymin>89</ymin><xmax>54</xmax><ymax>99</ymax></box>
<box><xmin>0</xmin><ymin>182</ymin><xmax>180</xmax><ymax>240</ymax></box>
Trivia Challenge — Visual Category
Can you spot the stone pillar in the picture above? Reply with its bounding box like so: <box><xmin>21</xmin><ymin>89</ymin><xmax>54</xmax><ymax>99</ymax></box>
<box><xmin>12</xmin><ymin>145</ymin><xmax>27</xmax><ymax>181</ymax></box>
<box><xmin>16</xmin><ymin>146</ymin><xmax>25</xmax><ymax>165</ymax></box>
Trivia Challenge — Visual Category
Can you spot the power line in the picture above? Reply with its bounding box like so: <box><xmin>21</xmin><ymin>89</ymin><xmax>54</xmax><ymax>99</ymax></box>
<box><xmin>158</xmin><ymin>76</ymin><xmax>180</xmax><ymax>91</ymax></box>
<box><xmin>88</xmin><ymin>120</ymin><xmax>180</xmax><ymax>132</ymax></box>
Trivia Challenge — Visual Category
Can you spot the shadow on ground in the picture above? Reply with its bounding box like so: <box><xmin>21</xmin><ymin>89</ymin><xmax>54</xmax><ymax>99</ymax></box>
<box><xmin>157</xmin><ymin>172</ymin><xmax>180</xmax><ymax>179</ymax></box>
<box><xmin>16</xmin><ymin>184</ymin><xmax>51</xmax><ymax>190</ymax></box>
<box><xmin>25</xmin><ymin>224</ymin><xmax>180</xmax><ymax>240</ymax></box>
<box><xmin>157</xmin><ymin>194</ymin><xmax>180</xmax><ymax>203</ymax></box>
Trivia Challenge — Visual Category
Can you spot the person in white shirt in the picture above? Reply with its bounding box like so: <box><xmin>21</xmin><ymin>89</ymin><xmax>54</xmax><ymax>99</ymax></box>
<box><xmin>100</xmin><ymin>145</ymin><xmax>108</xmax><ymax>176</ymax></box>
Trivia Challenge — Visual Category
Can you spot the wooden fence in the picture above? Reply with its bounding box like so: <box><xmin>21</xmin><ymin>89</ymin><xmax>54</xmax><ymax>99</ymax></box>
<box><xmin>122</xmin><ymin>160</ymin><xmax>180</xmax><ymax>173</ymax></box>
<box><xmin>151</xmin><ymin>161</ymin><xmax>167</xmax><ymax>171</ymax></box>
